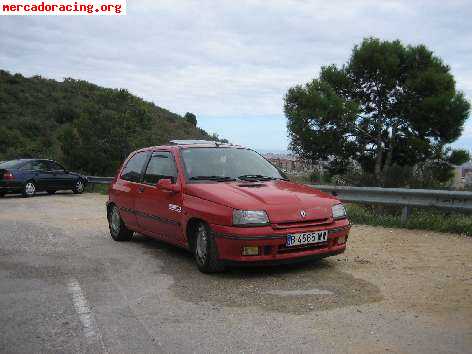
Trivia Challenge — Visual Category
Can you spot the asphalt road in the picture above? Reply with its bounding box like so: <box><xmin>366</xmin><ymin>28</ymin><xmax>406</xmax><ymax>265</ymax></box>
<box><xmin>0</xmin><ymin>193</ymin><xmax>471</xmax><ymax>353</ymax></box>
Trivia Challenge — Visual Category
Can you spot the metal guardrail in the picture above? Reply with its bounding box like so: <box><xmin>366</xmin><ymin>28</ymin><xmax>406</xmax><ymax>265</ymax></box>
<box><xmin>85</xmin><ymin>176</ymin><xmax>472</xmax><ymax>223</ymax></box>
<box><xmin>311</xmin><ymin>184</ymin><xmax>472</xmax><ymax>223</ymax></box>
<box><xmin>85</xmin><ymin>176</ymin><xmax>113</xmax><ymax>192</ymax></box>
<box><xmin>86</xmin><ymin>176</ymin><xmax>114</xmax><ymax>184</ymax></box>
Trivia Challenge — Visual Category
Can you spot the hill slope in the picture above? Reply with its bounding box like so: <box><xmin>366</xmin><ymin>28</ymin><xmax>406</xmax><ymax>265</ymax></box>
<box><xmin>0</xmin><ymin>70</ymin><xmax>217</xmax><ymax>175</ymax></box>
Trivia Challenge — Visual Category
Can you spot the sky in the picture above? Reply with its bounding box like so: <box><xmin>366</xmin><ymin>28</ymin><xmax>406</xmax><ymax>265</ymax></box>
<box><xmin>1</xmin><ymin>0</ymin><xmax>471</xmax><ymax>152</ymax></box>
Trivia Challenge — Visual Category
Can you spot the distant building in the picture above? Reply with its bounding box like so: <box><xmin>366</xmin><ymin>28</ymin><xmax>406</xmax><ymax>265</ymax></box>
<box><xmin>454</xmin><ymin>161</ymin><xmax>472</xmax><ymax>188</ymax></box>
<box><xmin>263</xmin><ymin>153</ymin><xmax>312</xmax><ymax>174</ymax></box>
<box><xmin>460</xmin><ymin>161</ymin><xmax>472</xmax><ymax>177</ymax></box>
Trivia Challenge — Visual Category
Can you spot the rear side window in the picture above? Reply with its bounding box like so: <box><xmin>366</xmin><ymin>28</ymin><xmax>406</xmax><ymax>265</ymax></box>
<box><xmin>143</xmin><ymin>152</ymin><xmax>178</xmax><ymax>184</ymax></box>
<box><xmin>0</xmin><ymin>160</ymin><xmax>23</xmax><ymax>169</ymax></box>
<box><xmin>121</xmin><ymin>152</ymin><xmax>148</xmax><ymax>182</ymax></box>
<box><xmin>28</xmin><ymin>161</ymin><xmax>48</xmax><ymax>171</ymax></box>
<box><xmin>19</xmin><ymin>162</ymin><xmax>33</xmax><ymax>170</ymax></box>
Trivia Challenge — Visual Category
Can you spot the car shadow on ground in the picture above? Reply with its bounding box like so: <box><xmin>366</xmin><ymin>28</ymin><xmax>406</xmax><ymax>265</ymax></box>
<box><xmin>1</xmin><ymin>191</ymin><xmax>77</xmax><ymax>199</ymax></box>
<box><xmin>130</xmin><ymin>234</ymin><xmax>383</xmax><ymax>314</ymax></box>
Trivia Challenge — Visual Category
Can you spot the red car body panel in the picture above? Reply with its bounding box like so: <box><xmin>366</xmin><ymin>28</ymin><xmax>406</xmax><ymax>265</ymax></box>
<box><xmin>108</xmin><ymin>144</ymin><xmax>350</xmax><ymax>265</ymax></box>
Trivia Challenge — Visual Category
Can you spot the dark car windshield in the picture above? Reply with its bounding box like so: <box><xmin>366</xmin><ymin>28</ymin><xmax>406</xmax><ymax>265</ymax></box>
<box><xmin>181</xmin><ymin>147</ymin><xmax>283</xmax><ymax>181</ymax></box>
<box><xmin>0</xmin><ymin>160</ymin><xmax>24</xmax><ymax>169</ymax></box>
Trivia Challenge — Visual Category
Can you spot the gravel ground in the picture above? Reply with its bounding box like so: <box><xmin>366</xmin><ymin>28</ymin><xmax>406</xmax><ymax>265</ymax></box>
<box><xmin>0</xmin><ymin>193</ymin><xmax>471</xmax><ymax>353</ymax></box>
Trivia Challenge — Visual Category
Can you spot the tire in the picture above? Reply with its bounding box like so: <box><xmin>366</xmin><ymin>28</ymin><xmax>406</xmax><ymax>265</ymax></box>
<box><xmin>73</xmin><ymin>179</ymin><xmax>85</xmax><ymax>194</ymax></box>
<box><xmin>108</xmin><ymin>205</ymin><xmax>133</xmax><ymax>241</ymax></box>
<box><xmin>47</xmin><ymin>190</ymin><xmax>56</xmax><ymax>195</ymax></box>
<box><xmin>0</xmin><ymin>192</ymin><xmax>5</xmax><ymax>198</ymax></box>
<box><xmin>192</xmin><ymin>222</ymin><xmax>225</xmax><ymax>273</ymax></box>
<box><xmin>22</xmin><ymin>181</ymin><xmax>36</xmax><ymax>198</ymax></box>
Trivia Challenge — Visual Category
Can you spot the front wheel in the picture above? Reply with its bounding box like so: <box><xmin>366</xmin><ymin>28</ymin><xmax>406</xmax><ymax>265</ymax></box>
<box><xmin>108</xmin><ymin>205</ymin><xmax>133</xmax><ymax>241</ymax></box>
<box><xmin>193</xmin><ymin>222</ymin><xmax>225</xmax><ymax>273</ymax></box>
<box><xmin>22</xmin><ymin>181</ymin><xmax>36</xmax><ymax>198</ymax></box>
<box><xmin>73</xmin><ymin>179</ymin><xmax>85</xmax><ymax>194</ymax></box>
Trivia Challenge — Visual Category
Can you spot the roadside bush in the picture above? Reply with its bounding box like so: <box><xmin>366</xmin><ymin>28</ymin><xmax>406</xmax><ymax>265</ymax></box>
<box><xmin>347</xmin><ymin>203</ymin><xmax>472</xmax><ymax>236</ymax></box>
<box><xmin>85</xmin><ymin>184</ymin><xmax>109</xmax><ymax>195</ymax></box>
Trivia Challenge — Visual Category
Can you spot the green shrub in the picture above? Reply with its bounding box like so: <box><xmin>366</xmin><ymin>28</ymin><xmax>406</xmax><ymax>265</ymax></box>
<box><xmin>346</xmin><ymin>203</ymin><xmax>472</xmax><ymax>236</ymax></box>
<box><xmin>85</xmin><ymin>184</ymin><xmax>109</xmax><ymax>195</ymax></box>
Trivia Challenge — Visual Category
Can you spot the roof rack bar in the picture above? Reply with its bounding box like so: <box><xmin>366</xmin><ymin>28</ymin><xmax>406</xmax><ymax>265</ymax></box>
<box><xmin>169</xmin><ymin>140</ymin><xmax>218</xmax><ymax>145</ymax></box>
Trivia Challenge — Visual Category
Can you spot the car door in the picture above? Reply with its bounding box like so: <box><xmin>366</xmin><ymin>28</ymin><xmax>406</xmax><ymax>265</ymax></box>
<box><xmin>113</xmin><ymin>151</ymin><xmax>150</xmax><ymax>230</ymax></box>
<box><xmin>30</xmin><ymin>160</ymin><xmax>54</xmax><ymax>190</ymax></box>
<box><xmin>46</xmin><ymin>161</ymin><xmax>73</xmax><ymax>190</ymax></box>
<box><xmin>134</xmin><ymin>151</ymin><xmax>184</xmax><ymax>243</ymax></box>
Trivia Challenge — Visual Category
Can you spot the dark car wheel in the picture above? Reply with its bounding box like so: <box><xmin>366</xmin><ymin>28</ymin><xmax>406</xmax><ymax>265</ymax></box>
<box><xmin>47</xmin><ymin>190</ymin><xmax>56</xmax><ymax>195</ymax></box>
<box><xmin>193</xmin><ymin>222</ymin><xmax>225</xmax><ymax>273</ymax></box>
<box><xmin>73</xmin><ymin>179</ymin><xmax>85</xmax><ymax>194</ymax></box>
<box><xmin>22</xmin><ymin>181</ymin><xmax>36</xmax><ymax>198</ymax></box>
<box><xmin>0</xmin><ymin>192</ymin><xmax>5</xmax><ymax>198</ymax></box>
<box><xmin>108</xmin><ymin>205</ymin><xmax>133</xmax><ymax>241</ymax></box>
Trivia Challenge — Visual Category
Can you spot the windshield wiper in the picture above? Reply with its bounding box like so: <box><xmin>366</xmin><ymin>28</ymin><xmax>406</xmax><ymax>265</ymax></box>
<box><xmin>238</xmin><ymin>174</ymin><xmax>277</xmax><ymax>181</ymax></box>
<box><xmin>190</xmin><ymin>176</ymin><xmax>236</xmax><ymax>182</ymax></box>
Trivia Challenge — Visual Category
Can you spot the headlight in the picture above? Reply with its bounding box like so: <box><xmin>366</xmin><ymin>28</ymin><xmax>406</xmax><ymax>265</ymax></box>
<box><xmin>233</xmin><ymin>210</ymin><xmax>269</xmax><ymax>226</ymax></box>
<box><xmin>332</xmin><ymin>204</ymin><xmax>347</xmax><ymax>219</ymax></box>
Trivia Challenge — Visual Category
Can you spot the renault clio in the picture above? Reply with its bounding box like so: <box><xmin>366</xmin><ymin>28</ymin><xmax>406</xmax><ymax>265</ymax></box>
<box><xmin>107</xmin><ymin>140</ymin><xmax>350</xmax><ymax>273</ymax></box>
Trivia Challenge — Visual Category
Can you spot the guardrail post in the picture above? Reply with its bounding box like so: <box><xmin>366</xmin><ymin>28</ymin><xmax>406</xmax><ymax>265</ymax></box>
<box><xmin>401</xmin><ymin>206</ymin><xmax>411</xmax><ymax>224</ymax></box>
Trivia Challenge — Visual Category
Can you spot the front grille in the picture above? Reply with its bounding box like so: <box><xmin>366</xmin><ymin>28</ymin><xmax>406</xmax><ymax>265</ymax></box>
<box><xmin>272</xmin><ymin>218</ymin><xmax>331</xmax><ymax>230</ymax></box>
<box><xmin>277</xmin><ymin>242</ymin><xmax>329</xmax><ymax>254</ymax></box>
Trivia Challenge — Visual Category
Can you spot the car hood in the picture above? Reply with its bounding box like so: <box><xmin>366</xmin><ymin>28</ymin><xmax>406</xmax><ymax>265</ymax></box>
<box><xmin>184</xmin><ymin>180</ymin><xmax>339</xmax><ymax>223</ymax></box>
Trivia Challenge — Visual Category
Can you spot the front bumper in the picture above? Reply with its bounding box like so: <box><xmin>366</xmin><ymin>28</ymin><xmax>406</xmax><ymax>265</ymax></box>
<box><xmin>211</xmin><ymin>219</ymin><xmax>350</xmax><ymax>264</ymax></box>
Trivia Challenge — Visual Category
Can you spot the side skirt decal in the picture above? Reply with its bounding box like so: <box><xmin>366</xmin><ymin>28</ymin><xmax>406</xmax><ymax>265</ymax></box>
<box><xmin>120</xmin><ymin>207</ymin><xmax>181</xmax><ymax>226</ymax></box>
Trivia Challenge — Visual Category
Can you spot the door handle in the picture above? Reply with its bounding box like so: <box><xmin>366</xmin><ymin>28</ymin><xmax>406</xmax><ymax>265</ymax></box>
<box><xmin>138</xmin><ymin>186</ymin><xmax>145</xmax><ymax>193</ymax></box>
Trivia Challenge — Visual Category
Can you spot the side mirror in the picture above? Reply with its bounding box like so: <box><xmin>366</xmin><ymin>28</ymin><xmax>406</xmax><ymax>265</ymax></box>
<box><xmin>156</xmin><ymin>178</ymin><xmax>180</xmax><ymax>192</ymax></box>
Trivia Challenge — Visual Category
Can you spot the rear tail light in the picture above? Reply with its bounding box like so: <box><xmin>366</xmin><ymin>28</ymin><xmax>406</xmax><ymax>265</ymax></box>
<box><xmin>3</xmin><ymin>171</ymin><xmax>15</xmax><ymax>180</ymax></box>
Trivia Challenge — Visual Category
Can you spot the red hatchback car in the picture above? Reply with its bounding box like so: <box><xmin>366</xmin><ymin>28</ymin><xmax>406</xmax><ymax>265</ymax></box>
<box><xmin>107</xmin><ymin>140</ymin><xmax>350</xmax><ymax>273</ymax></box>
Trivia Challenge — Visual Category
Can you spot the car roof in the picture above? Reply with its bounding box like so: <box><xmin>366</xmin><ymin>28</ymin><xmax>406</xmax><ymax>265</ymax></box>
<box><xmin>7</xmin><ymin>158</ymin><xmax>56</xmax><ymax>162</ymax></box>
<box><xmin>1</xmin><ymin>159</ymin><xmax>62</xmax><ymax>165</ymax></box>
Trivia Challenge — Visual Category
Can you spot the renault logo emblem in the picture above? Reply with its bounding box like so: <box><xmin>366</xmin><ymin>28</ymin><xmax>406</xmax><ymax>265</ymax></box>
<box><xmin>300</xmin><ymin>210</ymin><xmax>306</xmax><ymax>218</ymax></box>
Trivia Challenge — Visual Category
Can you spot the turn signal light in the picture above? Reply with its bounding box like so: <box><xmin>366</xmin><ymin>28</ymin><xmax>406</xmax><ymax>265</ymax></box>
<box><xmin>242</xmin><ymin>246</ymin><xmax>259</xmax><ymax>256</ymax></box>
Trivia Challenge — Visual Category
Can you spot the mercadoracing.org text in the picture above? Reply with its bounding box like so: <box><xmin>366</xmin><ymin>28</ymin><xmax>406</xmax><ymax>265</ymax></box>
<box><xmin>0</xmin><ymin>0</ymin><xmax>126</xmax><ymax>15</ymax></box>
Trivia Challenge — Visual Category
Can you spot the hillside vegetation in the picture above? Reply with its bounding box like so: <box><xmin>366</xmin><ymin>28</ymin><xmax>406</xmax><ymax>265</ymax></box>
<box><xmin>0</xmin><ymin>70</ymin><xmax>216</xmax><ymax>175</ymax></box>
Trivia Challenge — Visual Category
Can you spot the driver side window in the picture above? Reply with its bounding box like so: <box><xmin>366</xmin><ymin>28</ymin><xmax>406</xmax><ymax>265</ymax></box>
<box><xmin>143</xmin><ymin>152</ymin><xmax>177</xmax><ymax>185</ymax></box>
<box><xmin>47</xmin><ymin>161</ymin><xmax>65</xmax><ymax>171</ymax></box>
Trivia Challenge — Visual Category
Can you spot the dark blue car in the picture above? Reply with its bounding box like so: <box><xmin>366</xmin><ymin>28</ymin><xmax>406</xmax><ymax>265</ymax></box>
<box><xmin>0</xmin><ymin>159</ymin><xmax>87</xmax><ymax>197</ymax></box>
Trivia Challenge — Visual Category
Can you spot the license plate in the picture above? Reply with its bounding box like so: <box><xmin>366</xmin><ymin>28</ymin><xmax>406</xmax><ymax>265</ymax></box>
<box><xmin>286</xmin><ymin>230</ymin><xmax>328</xmax><ymax>247</ymax></box>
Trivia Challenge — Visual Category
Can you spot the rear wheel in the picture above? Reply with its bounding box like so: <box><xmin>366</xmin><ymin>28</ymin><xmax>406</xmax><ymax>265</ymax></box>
<box><xmin>108</xmin><ymin>205</ymin><xmax>133</xmax><ymax>241</ymax></box>
<box><xmin>193</xmin><ymin>222</ymin><xmax>225</xmax><ymax>273</ymax></box>
<box><xmin>73</xmin><ymin>179</ymin><xmax>85</xmax><ymax>194</ymax></box>
<box><xmin>0</xmin><ymin>192</ymin><xmax>5</xmax><ymax>198</ymax></box>
<box><xmin>47</xmin><ymin>190</ymin><xmax>56</xmax><ymax>195</ymax></box>
<box><xmin>22</xmin><ymin>181</ymin><xmax>36</xmax><ymax>198</ymax></box>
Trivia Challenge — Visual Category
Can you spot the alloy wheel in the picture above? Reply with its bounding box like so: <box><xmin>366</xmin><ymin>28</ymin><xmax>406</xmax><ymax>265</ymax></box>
<box><xmin>196</xmin><ymin>224</ymin><xmax>208</xmax><ymax>263</ymax></box>
<box><xmin>25</xmin><ymin>182</ymin><xmax>36</xmax><ymax>196</ymax></box>
<box><xmin>111</xmin><ymin>207</ymin><xmax>121</xmax><ymax>235</ymax></box>
<box><xmin>76</xmin><ymin>180</ymin><xmax>84</xmax><ymax>193</ymax></box>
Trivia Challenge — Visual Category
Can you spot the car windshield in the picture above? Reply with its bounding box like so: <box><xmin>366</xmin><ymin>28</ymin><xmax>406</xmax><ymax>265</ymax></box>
<box><xmin>181</xmin><ymin>147</ymin><xmax>284</xmax><ymax>181</ymax></box>
<box><xmin>0</xmin><ymin>160</ymin><xmax>23</xmax><ymax>169</ymax></box>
